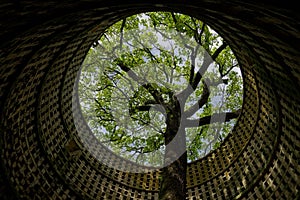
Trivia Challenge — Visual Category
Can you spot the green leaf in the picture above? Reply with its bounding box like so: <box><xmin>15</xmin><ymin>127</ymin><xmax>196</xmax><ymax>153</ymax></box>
<box><xmin>78</xmin><ymin>11</ymin><xmax>243</xmax><ymax>165</ymax></box>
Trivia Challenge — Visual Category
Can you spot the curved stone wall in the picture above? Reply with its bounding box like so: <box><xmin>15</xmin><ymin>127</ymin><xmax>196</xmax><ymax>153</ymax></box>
<box><xmin>1</xmin><ymin>1</ymin><xmax>299</xmax><ymax>199</ymax></box>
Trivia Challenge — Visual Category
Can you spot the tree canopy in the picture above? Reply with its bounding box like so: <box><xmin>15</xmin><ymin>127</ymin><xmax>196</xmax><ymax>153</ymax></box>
<box><xmin>78</xmin><ymin>12</ymin><xmax>243</xmax><ymax>168</ymax></box>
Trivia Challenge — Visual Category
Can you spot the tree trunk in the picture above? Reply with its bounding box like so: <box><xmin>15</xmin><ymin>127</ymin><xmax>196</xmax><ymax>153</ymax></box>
<box><xmin>159</xmin><ymin>99</ymin><xmax>187</xmax><ymax>200</ymax></box>
<box><xmin>159</xmin><ymin>148</ymin><xmax>187</xmax><ymax>200</ymax></box>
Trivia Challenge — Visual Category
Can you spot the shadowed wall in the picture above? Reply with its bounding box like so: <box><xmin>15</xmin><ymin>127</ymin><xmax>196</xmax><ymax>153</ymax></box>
<box><xmin>0</xmin><ymin>1</ymin><xmax>299</xmax><ymax>199</ymax></box>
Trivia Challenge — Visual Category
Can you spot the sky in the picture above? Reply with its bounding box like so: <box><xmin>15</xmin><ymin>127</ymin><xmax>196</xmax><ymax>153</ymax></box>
<box><xmin>76</xmin><ymin>12</ymin><xmax>243</xmax><ymax>166</ymax></box>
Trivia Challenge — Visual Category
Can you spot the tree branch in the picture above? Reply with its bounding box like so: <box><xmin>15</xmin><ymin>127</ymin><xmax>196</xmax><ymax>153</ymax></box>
<box><xmin>195</xmin><ymin>42</ymin><xmax>227</xmax><ymax>88</ymax></box>
<box><xmin>153</xmin><ymin>26</ymin><xmax>172</xmax><ymax>40</ymax></box>
<box><xmin>222</xmin><ymin>63</ymin><xmax>239</xmax><ymax>77</ymax></box>
<box><xmin>211</xmin><ymin>42</ymin><xmax>227</xmax><ymax>61</ymax></box>
<box><xmin>183</xmin><ymin>109</ymin><xmax>241</xmax><ymax>128</ymax></box>
<box><xmin>176</xmin><ymin>51</ymin><xmax>212</xmax><ymax>102</ymax></box>
<box><xmin>183</xmin><ymin>80</ymin><xmax>210</xmax><ymax>118</ymax></box>
<box><xmin>171</xmin><ymin>13</ymin><xmax>194</xmax><ymax>53</ymax></box>
<box><xmin>192</xmin><ymin>51</ymin><xmax>213</xmax><ymax>88</ymax></box>
<box><xmin>177</xmin><ymin>40</ymin><xmax>228</xmax><ymax>102</ymax></box>
<box><xmin>137</xmin><ymin>104</ymin><xmax>165</xmax><ymax>114</ymax></box>
<box><xmin>115</xmin><ymin>60</ymin><xmax>166</xmax><ymax>107</ymax></box>
<box><xmin>119</xmin><ymin>18</ymin><xmax>126</xmax><ymax>50</ymax></box>
<box><xmin>188</xmin><ymin>48</ymin><xmax>196</xmax><ymax>84</ymax></box>
<box><xmin>197</xmin><ymin>23</ymin><xmax>206</xmax><ymax>45</ymax></box>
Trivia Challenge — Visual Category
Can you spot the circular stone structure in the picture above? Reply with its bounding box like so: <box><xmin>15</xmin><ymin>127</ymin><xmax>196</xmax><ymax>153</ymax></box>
<box><xmin>0</xmin><ymin>1</ymin><xmax>299</xmax><ymax>199</ymax></box>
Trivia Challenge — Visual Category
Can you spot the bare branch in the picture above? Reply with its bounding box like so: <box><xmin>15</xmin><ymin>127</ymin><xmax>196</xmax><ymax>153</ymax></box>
<box><xmin>183</xmin><ymin>109</ymin><xmax>241</xmax><ymax>128</ymax></box>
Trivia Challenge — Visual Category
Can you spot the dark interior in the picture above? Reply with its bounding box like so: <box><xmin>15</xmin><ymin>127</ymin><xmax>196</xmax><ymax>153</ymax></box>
<box><xmin>1</xmin><ymin>1</ymin><xmax>299</xmax><ymax>199</ymax></box>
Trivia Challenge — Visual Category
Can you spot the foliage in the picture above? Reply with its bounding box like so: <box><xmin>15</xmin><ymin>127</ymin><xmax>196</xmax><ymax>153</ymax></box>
<box><xmin>78</xmin><ymin>12</ymin><xmax>243</xmax><ymax>166</ymax></box>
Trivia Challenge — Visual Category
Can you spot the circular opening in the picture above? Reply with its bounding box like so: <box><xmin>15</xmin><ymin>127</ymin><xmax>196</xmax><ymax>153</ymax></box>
<box><xmin>77</xmin><ymin>12</ymin><xmax>243</xmax><ymax>168</ymax></box>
